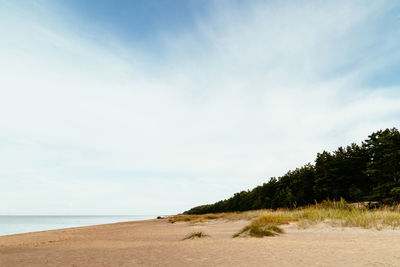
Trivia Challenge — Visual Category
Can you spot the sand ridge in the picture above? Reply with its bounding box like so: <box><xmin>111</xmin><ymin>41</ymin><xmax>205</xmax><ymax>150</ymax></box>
<box><xmin>1</xmin><ymin>218</ymin><xmax>400</xmax><ymax>266</ymax></box>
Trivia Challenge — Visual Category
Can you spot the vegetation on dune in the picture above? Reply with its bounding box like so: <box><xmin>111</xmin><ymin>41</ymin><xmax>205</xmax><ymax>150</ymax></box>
<box><xmin>182</xmin><ymin>231</ymin><xmax>210</xmax><ymax>240</ymax></box>
<box><xmin>185</xmin><ymin>128</ymin><xmax>400</xmax><ymax>214</ymax></box>
<box><xmin>169</xmin><ymin>210</ymin><xmax>267</xmax><ymax>224</ymax></box>
<box><xmin>233</xmin><ymin>223</ymin><xmax>284</xmax><ymax>238</ymax></box>
<box><xmin>293</xmin><ymin>200</ymin><xmax>400</xmax><ymax>229</ymax></box>
<box><xmin>171</xmin><ymin>200</ymin><xmax>400</xmax><ymax>238</ymax></box>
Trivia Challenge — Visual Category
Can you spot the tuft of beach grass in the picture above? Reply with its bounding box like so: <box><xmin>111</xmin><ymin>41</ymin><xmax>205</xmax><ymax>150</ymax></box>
<box><xmin>233</xmin><ymin>223</ymin><xmax>284</xmax><ymax>238</ymax></box>
<box><xmin>182</xmin><ymin>231</ymin><xmax>210</xmax><ymax>240</ymax></box>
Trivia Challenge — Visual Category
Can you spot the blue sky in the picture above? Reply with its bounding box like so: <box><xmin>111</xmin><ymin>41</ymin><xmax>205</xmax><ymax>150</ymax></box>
<box><xmin>62</xmin><ymin>0</ymin><xmax>208</xmax><ymax>38</ymax></box>
<box><xmin>1</xmin><ymin>0</ymin><xmax>400</xmax><ymax>215</ymax></box>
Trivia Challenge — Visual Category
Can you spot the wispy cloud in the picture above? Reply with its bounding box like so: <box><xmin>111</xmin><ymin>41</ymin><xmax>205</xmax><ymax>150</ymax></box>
<box><xmin>0</xmin><ymin>0</ymin><xmax>399</xmax><ymax>214</ymax></box>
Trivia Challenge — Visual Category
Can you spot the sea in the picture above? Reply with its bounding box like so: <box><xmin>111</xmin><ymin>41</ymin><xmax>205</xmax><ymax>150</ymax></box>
<box><xmin>0</xmin><ymin>215</ymin><xmax>155</xmax><ymax>236</ymax></box>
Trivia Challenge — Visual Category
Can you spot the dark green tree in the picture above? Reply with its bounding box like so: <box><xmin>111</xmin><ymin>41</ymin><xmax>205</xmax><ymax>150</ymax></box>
<box><xmin>184</xmin><ymin>128</ymin><xmax>400</xmax><ymax>214</ymax></box>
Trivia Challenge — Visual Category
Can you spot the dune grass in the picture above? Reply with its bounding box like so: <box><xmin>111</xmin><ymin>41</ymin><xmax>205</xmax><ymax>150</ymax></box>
<box><xmin>292</xmin><ymin>200</ymin><xmax>400</xmax><ymax>229</ymax></box>
<box><xmin>182</xmin><ymin>231</ymin><xmax>210</xmax><ymax>240</ymax></box>
<box><xmin>169</xmin><ymin>209</ymin><xmax>272</xmax><ymax>224</ymax></box>
<box><xmin>233</xmin><ymin>223</ymin><xmax>284</xmax><ymax>238</ymax></box>
<box><xmin>171</xmin><ymin>200</ymin><xmax>400</xmax><ymax>238</ymax></box>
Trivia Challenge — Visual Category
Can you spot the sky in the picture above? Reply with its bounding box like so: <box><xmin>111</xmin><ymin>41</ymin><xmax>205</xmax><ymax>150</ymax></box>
<box><xmin>1</xmin><ymin>0</ymin><xmax>400</xmax><ymax>215</ymax></box>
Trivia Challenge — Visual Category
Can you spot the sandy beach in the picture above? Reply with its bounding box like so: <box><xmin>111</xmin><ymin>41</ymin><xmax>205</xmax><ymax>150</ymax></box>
<box><xmin>1</xmin><ymin>218</ymin><xmax>400</xmax><ymax>266</ymax></box>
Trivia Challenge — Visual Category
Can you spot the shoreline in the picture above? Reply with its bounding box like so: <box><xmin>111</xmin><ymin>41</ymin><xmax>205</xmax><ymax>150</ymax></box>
<box><xmin>0</xmin><ymin>218</ymin><xmax>157</xmax><ymax>238</ymax></box>
<box><xmin>2</xmin><ymin>218</ymin><xmax>400</xmax><ymax>266</ymax></box>
<box><xmin>0</xmin><ymin>215</ymin><xmax>156</xmax><ymax>237</ymax></box>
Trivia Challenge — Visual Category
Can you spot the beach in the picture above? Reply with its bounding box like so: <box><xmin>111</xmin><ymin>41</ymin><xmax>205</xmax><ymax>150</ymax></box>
<box><xmin>1</xmin><ymin>218</ymin><xmax>400</xmax><ymax>266</ymax></box>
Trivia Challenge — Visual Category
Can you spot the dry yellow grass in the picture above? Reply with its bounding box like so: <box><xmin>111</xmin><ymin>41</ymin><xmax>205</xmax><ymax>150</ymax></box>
<box><xmin>168</xmin><ymin>210</ymin><xmax>267</xmax><ymax>224</ymax></box>
<box><xmin>182</xmin><ymin>231</ymin><xmax>210</xmax><ymax>240</ymax></box>
<box><xmin>170</xmin><ymin>200</ymin><xmax>400</xmax><ymax>236</ymax></box>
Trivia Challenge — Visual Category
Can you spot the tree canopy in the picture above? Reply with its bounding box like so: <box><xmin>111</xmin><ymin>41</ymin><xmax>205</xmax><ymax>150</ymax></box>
<box><xmin>185</xmin><ymin>128</ymin><xmax>400</xmax><ymax>214</ymax></box>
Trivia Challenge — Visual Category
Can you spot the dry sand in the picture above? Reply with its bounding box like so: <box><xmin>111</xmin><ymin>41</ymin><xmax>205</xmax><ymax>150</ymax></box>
<box><xmin>1</xmin><ymin>218</ymin><xmax>400</xmax><ymax>266</ymax></box>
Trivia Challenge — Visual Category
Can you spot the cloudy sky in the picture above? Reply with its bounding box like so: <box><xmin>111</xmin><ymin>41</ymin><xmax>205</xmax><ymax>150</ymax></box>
<box><xmin>1</xmin><ymin>0</ymin><xmax>400</xmax><ymax>215</ymax></box>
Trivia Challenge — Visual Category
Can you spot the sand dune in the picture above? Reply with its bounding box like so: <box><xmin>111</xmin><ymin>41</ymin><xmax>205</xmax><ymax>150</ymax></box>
<box><xmin>1</xmin><ymin>218</ymin><xmax>400</xmax><ymax>266</ymax></box>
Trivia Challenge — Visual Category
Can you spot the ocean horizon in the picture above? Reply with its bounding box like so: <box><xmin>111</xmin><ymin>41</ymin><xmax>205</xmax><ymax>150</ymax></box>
<box><xmin>0</xmin><ymin>215</ymin><xmax>156</xmax><ymax>236</ymax></box>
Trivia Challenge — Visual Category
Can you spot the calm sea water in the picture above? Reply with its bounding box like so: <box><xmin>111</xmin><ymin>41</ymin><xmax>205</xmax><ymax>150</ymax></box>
<box><xmin>0</xmin><ymin>215</ymin><xmax>155</xmax><ymax>236</ymax></box>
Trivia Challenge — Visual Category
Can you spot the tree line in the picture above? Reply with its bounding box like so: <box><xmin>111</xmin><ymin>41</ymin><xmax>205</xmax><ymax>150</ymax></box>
<box><xmin>185</xmin><ymin>128</ymin><xmax>400</xmax><ymax>214</ymax></box>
